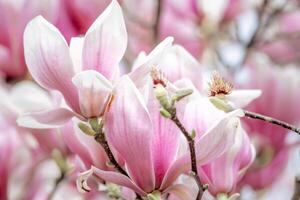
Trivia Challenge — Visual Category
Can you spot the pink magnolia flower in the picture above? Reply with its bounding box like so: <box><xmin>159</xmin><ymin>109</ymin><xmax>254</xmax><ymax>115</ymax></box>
<box><xmin>77</xmin><ymin>76</ymin><xmax>243</xmax><ymax>198</ymax></box>
<box><xmin>179</xmin><ymin>86</ymin><xmax>255</xmax><ymax>198</ymax></box>
<box><xmin>126</xmin><ymin>0</ymin><xmax>243</xmax><ymax>58</ymax></box>
<box><xmin>259</xmin><ymin>10</ymin><xmax>300</xmax><ymax>65</ymax></box>
<box><xmin>0</xmin><ymin>119</ymin><xmax>21</xmax><ymax>199</ymax></box>
<box><xmin>0</xmin><ymin>0</ymin><xmax>75</xmax><ymax>78</ymax></box>
<box><xmin>236</xmin><ymin>63</ymin><xmax>300</xmax><ymax>189</ymax></box>
<box><xmin>0</xmin><ymin>80</ymin><xmax>69</xmax><ymax>155</ymax></box>
<box><xmin>63</xmin><ymin>0</ymin><xmax>111</xmax><ymax>33</ymax></box>
<box><xmin>19</xmin><ymin>0</ymin><xmax>127</xmax><ymax>127</ymax></box>
<box><xmin>133</xmin><ymin>44</ymin><xmax>203</xmax><ymax>90</ymax></box>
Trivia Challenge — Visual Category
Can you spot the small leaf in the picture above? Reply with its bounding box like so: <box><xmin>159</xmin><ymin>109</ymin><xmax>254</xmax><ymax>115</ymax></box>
<box><xmin>159</xmin><ymin>108</ymin><xmax>171</xmax><ymax>118</ymax></box>
<box><xmin>78</xmin><ymin>122</ymin><xmax>96</xmax><ymax>136</ymax></box>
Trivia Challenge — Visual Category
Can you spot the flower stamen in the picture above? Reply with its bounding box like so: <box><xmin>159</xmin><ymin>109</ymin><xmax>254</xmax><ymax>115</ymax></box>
<box><xmin>208</xmin><ymin>71</ymin><xmax>233</xmax><ymax>97</ymax></box>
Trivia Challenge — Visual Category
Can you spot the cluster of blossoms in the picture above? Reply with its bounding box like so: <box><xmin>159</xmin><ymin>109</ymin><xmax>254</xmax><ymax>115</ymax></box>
<box><xmin>0</xmin><ymin>0</ymin><xmax>300</xmax><ymax>200</ymax></box>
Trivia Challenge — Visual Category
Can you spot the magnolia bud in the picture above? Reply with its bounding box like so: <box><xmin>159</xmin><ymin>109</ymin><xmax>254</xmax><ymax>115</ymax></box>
<box><xmin>154</xmin><ymin>84</ymin><xmax>171</xmax><ymax>110</ymax></box>
<box><xmin>147</xmin><ymin>190</ymin><xmax>161</xmax><ymax>200</ymax></box>
<box><xmin>78</xmin><ymin>122</ymin><xmax>96</xmax><ymax>136</ymax></box>
<box><xmin>209</xmin><ymin>96</ymin><xmax>233</xmax><ymax>112</ymax></box>
<box><xmin>89</xmin><ymin>118</ymin><xmax>101</xmax><ymax>133</ymax></box>
<box><xmin>52</xmin><ymin>149</ymin><xmax>70</xmax><ymax>173</ymax></box>
<box><xmin>171</xmin><ymin>88</ymin><xmax>193</xmax><ymax>106</ymax></box>
<box><xmin>159</xmin><ymin>108</ymin><xmax>171</xmax><ymax>118</ymax></box>
<box><xmin>191</xmin><ymin>129</ymin><xmax>197</xmax><ymax>139</ymax></box>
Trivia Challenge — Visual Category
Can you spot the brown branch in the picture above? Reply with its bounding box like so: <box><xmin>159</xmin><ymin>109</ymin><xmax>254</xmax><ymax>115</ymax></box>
<box><xmin>47</xmin><ymin>171</ymin><xmax>65</xmax><ymax>200</ymax></box>
<box><xmin>94</xmin><ymin>131</ymin><xmax>128</xmax><ymax>177</ymax></box>
<box><xmin>292</xmin><ymin>176</ymin><xmax>300</xmax><ymax>200</ymax></box>
<box><xmin>91</xmin><ymin>125</ymin><xmax>142</xmax><ymax>200</ymax></box>
<box><xmin>243</xmin><ymin>110</ymin><xmax>300</xmax><ymax>135</ymax></box>
<box><xmin>169</xmin><ymin>110</ymin><xmax>205</xmax><ymax>200</ymax></box>
<box><xmin>153</xmin><ymin>0</ymin><xmax>162</xmax><ymax>42</ymax></box>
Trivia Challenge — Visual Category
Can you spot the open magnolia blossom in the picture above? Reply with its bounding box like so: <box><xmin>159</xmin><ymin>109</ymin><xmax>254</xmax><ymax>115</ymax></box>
<box><xmin>0</xmin><ymin>0</ymin><xmax>61</xmax><ymax>77</ymax></box>
<box><xmin>76</xmin><ymin>75</ymin><xmax>244</xmax><ymax>199</ymax></box>
<box><xmin>171</xmin><ymin>81</ymin><xmax>255</xmax><ymax>199</ymax></box>
<box><xmin>207</xmin><ymin>72</ymin><xmax>261</xmax><ymax>112</ymax></box>
<box><xmin>1</xmin><ymin>0</ymin><xmax>299</xmax><ymax>199</ymax></box>
<box><xmin>18</xmin><ymin>0</ymin><xmax>126</xmax><ymax>127</ymax></box>
<box><xmin>17</xmin><ymin>0</ymin><xmax>173</xmax><ymax>129</ymax></box>
<box><xmin>236</xmin><ymin>62</ymin><xmax>300</xmax><ymax>190</ymax></box>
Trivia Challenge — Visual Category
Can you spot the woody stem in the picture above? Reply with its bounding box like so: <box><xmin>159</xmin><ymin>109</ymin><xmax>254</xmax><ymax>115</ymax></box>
<box><xmin>243</xmin><ymin>110</ymin><xmax>300</xmax><ymax>135</ymax></box>
<box><xmin>169</xmin><ymin>109</ymin><xmax>205</xmax><ymax>200</ymax></box>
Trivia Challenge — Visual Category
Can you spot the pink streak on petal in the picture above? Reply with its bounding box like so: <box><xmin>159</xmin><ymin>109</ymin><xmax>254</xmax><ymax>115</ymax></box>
<box><xmin>23</xmin><ymin>16</ymin><xmax>80</xmax><ymax>113</ymax></box>
<box><xmin>106</xmin><ymin>76</ymin><xmax>155</xmax><ymax>192</ymax></box>
<box><xmin>82</xmin><ymin>0</ymin><xmax>127</xmax><ymax>80</ymax></box>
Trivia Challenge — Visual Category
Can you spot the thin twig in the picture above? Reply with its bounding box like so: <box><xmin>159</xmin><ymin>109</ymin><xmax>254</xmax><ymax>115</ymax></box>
<box><xmin>170</xmin><ymin>110</ymin><xmax>204</xmax><ymax>200</ymax></box>
<box><xmin>94</xmin><ymin>131</ymin><xmax>128</xmax><ymax>177</ymax></box>
<box><xmin>243</xmin><ymin>110</ymin><xmax>300</xmax><ymax>135</ymax></box>
<box><xmin>93</xmin><ymin>128</ymin><xmax>142</xmax><ymax>200</ymax></box>
<box><xmin>153</xmin><ymin>0</ymin><xmax>162</xmax><ymax>42</ymax></box>
<box><xmin>47</xmin><ymin>171</ymin><xmax>65</xmax><ymax>200</ymax></box>
<box><xmin>292</xmin><ymin>176</ymin><xmax>300</xmax><ymax>200</ymax></box>
<box><xmin>245</xmin><ymin>0</ymin><xmax>269</xmax><ymax>49</ymax></box>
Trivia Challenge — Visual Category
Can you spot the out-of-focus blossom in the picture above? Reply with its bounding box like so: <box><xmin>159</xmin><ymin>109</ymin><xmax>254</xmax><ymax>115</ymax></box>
<box><xmin>0</xmin><ymin>80</ymin><xmax>69</xmax><ymax>155</ymax></box>
<box><xmin>19</xmin><ymin>0</ymin><xmax>127</xmax><ymax>127</ymax></box>
<box><xmin>0</xmin><ymin>117</ymin><xmax>21</xmax><ymax>199</ymax></box>
<box><xmin>125</xmin><ymin>0</ymin><xmax>243</xmax><ymax>58</ymax></box>
<box><xmin>259</xmin><ymin>11</ymin><xmax>300</xmax><ymax>64</ymax></box>
<box><xmin>77</xmin><ymin>75</ymin><xmax>243</xmax><ymax>199</ymax></box>
<box><xmin>0</xmin><ymin>0</ymin><xmax>75</xmax><ymax>78</ymax></box>
<box><xmin>236</xmin><ymin>62</ymin><xmax>300</xmax><ymax>189</ymax></box>
<box><xmin>133</xmin><ymin>44</ymin><xmax>203</xmax><ymax>90</ymax></box>
<box><xmin>182</xmin><ymin>88</ymin><xmax>255</xmax><ymax>199</ymax></box>
<box><xmin>63</xmin><ymin>0</ymin><xmax>110</xmax><ymax>33</ymax></box>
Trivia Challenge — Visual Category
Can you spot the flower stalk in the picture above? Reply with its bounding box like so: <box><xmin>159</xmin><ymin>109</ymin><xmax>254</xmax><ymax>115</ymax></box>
<box><xmin>89</xmin><ymin>119</ymin><xmax>129</xmax><ymax>177</ymax></box>
<box><xmin>169</xmin><ymin>110</ymin><xmax>205</xmax><ymax>200</ymax></box>
<box><xmin>292</xmin><ymin>176</ymin><xmax>300</xmax><ymax>200</ymax></box>
<box><xmin>151</xmin><ymin>68</ymin><xmax>205</xmax><ymax>199</ymax></box>
<box><xmin>243</xmin><ymin>110</ymin><xmax>300</xmax><ymax>135</ymax></box>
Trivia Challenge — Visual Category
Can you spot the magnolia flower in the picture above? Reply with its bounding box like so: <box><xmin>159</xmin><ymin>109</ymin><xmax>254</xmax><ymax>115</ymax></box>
<box><xmin>133</xmin><ymin>44</ymin><xmax>203</xmax><ymax>90</ymax></box>
<box><xmin>126</xmin><ymin>0</ymin><xmax>243</xmax><ymax>58</ymax></box>
<box><xmin>0</xmin><ymin>0</ymin><xmax>76</xmax><ymax>78</ymax></box>
<box><xmin>77</xmin><ymin>76</ymin><xmax>243</xmax><ymax>199</ymax></box>
<box><xmin>0</xmin><ymin>118</ymin><xmax>21</xmax><ymax>199</ymax></box>
<box><xmin>63</xmin><ymin>0</ymin><xmax>110</xmax><ymax>33</ymax></box>
<box><xmin>0</xmin><ymin>80</ymin><xmax>69</xmax><ymax>155</ymax></box>
<box><xmin>18</xmin><ymin>0</ymin><xmax>175</xmax><ymax>173</ymax></box>
<box><xmin>236</xmin><ymin>63</ymin><xmax>300</xmax><ymax>189</ymax></box>
<box><xmin>19</xmin><ymin>0</ymin><xmax>127</xmax><ymax>128</ymax></box>
<box><xmin>259</xmin><ymin>11</ymin><xmax>300</xmax><ymax>65</ymax></box>
<box><xmin>176</xmin><ymin>84</ymin><xmax>255</xmax><ymax>199</ymax></box>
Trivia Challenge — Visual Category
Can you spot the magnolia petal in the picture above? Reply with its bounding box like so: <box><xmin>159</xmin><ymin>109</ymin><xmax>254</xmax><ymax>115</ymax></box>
<box><xmin>82</xmin><ymin>0</ymin><xmax>127</xmax><ymax>79</ymax></box>
<box><xmin>163</xmin><ymin>184</ymin><xmax>195</xmax><ymax>200</ymax></box>
<box><xmin>17</xmin><ymin>108</ymin><xmax>76</xmax><ymax>129</ymax></box>
<box><xmin>106</xmin><ymin>76</ymin><xmax>155</xmax><ymax>192</ymax></box>
<box><xmin>147</xmin><ymin>89</ymin><xmax>180</xmax><ymax>187</ymax></box>
<box><xmin>0</xmin><ymin>44</ymin><xmax>10</xmax><ymax>69</ymax></box>
<box><xmin>11</xmin><ymin>81</ymin><xmax>53</xmax><ymax>112</ymax></box>
<box><xmin>228</xmin><ymin>193</ymin><xmax>240</xmax><ymax>200</ymax></box>
<box><xmin>130</xmin><ymin>37</ymin><xmax>174</xmax><ymax>88</ymax></box>
<box><xmin>72</xmin><ymin>70</ymin><xmax>112</xmax><ymax>118</ymax></box>
<box><xmin>23</xmin><ymin>16</ymin><xmax>80</xmax><ymax>113</ymax></box>
<box><xmin>160</xmin><ymin>109</ymin><xmax>244</xmax><ymax>189</ymax></box>
<box><xmin>160</xmin><ymin>45</ymin><xmax>203</xmax><ymax>90</ymax></box>
<box><xmin>76</xmin><ymin>168</ymin><xmax>94</xmax><ymax>193</ymax></box>
<box><xmin>92</xmin><ymin>167</ymin><xmax>147</xmax><ymax>196</ymax></box>
<box><xmin>69</xmin><ymin>37</ymin><xmax>84</xmax><ymax>73</ymax></box>
<box><xmin>227</xmin><ymin>89</ymin><xmax>262</xmax><ymax>108</ymax></box>
<box><xmin>76</xmin><ymin>167</ymin><xmax>146</xmax><ymax>196</ymax></box>
<box><xmin>61</xmin><ymin>121</ymin><xmax>93</xmax><ymax>168</ymax></box>
<box><xmin>206</xmin><ymin>127</ymin><xmax>254</xmax><ymax>195</ymax></box>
